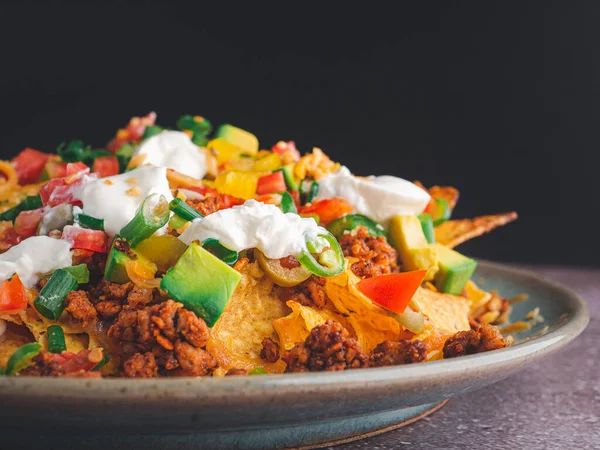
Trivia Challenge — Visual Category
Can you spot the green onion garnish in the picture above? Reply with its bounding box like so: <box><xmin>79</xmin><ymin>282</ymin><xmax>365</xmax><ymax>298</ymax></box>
<box><xmin>73</xmin><ymin>208</ymin><xmax>104</xmax><ymax>231</ymax></box>
<box><xmin>5</xmin><ymin>342</ymin><xmax>42</xmax><ymax>375</ymax></box>
<box><xmin>168</xmin><ymin>214</ymin><xmax>189</xmax><ymax>230</ymax></box>
<box><xmin>191</xmin><ymin>134</ymin><xmax>209</xmax><ymax>147</ymax></box>
<box><xmin>177</xmin><ymin>115</ymin><xmax>212</xmax><ymax>137</ymax></box>
<box><xmin>47</xmin><ymin>325</ymin><xmax>67</xmax><ymax>354</ymax></box>
<box><xmin>169</xmin><ymin>198</ymin><xmax>203</xmax><ymax>222</ymax></box>
<box><xmin>116</xmin><ymin>143</ymin><xmax>136</xmax><ymax>173</ymax></box>
<box><xmin>33</xmin><ymin>269</ymin><xmax>78</xmax><ymax>320</ymax></box>
<box><xmin>280</xmin><ymin>191</ymin><xmax>297</xmax><ymax>214</ymax></box>
<box><xmin>120</xmin><ymin>194</ymin><xmax>170</xmax><ymax>248</ymax></box>
<box><xmin>0</xmin><ymin>195</ymin><xmax>43</xmax><ymax>222</ymax></box>
<box><xmin>202</xmin><ymin>238</ymin><xmax>239</xmax><ymax>265</ymax></box>
<box><xmin>142</xmin><ymin>125</ymin><xmax>164</xmax><ymax>140</ymax></box>
<box><xmin>307</xmin><ymin>181</ymin><xmax>319</xmax><ymax>203</ymax></box>
<box><xmin>62</xmin><ymin>264</ymin><xmax>90</xmax><ymax>284</ymax></box>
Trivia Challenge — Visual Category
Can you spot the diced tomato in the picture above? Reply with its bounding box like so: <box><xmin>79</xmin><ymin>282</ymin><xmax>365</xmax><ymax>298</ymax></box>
<box><xmin>299</xmin><ymin>198</ymin><xmax>353</xmax><ymax>225</ymax></box>
<box><xmin>187</xmin><ymin>184</ymin><xmax>219</xmax><ymax>197</ymax></box>
<box><xmin>256</xmin><ymin>194</ymin><xmax>283</xmax><ymax>205</ymax></box>
<box><xmin>0</xmin><ymin>224</ymin><xmax>21</xmax><ymax>253</ymax></box>
<box><xmin>62</xmin><ymin>226</ymin><xmax>109</xmax><ymax>253</ymax></box>
<box><xmin>14</xmin><ymin>208</ymin><xmax>45</xmax><ymax>238</ymax></box>
<box><xmin>48</xmin><ymin>351</ymin><xmax>76</xmax><ymax>365</ymax></box>
<box><xmin>40</xmin><ymin>173</ymin><xmax>96</xmax><ymax>207</ymax></box>
<box><xmin>12</xmin><ymin>148</ymin><xmax>49</xmax><ymax>184</ymax></box>
<box><xmin>43</xmin><ymin>161</ymin><xmax>68</xmax><ymax>179</ymax></box>
<box><xmin>256</xmin><ymin>171</ymin><xmax>287</xmax><ymax>195</ymax></box>
<box><xmin>39</xmin><ymin>178</ymin><xmax>66</xmax><ymax>205</ymax></box>
<box><xmin>219</xmin><ymin>195</ymin><xmax>245</xmax><ymax>209</ymax></box>
<box><xmin>289</xmin><ymin>190</ymin><xmax>301</xmax><ymax>208</ymax></box>
<box><xmin>357</xmin><ymin>270</ymin><xmax>427</xmax><ymax>314</ymax></box>
<box><xmin>0</xmin><ymin>274</ymin><xmax>27</xmax><ymax>312</ymax></box>
<box><xmin>271</xmin><ymin>141</ymin><xmax>300</xmax><ymax>161</ymax></box>
<box><xmin>66</xmin><ymin>162</ymin><xmax>90</xmax><ymax>177</ymax></box>
<box><xmin>92</xmin><ymin>155</ymin><xmax>119</xmax><ymax>178</ymax></box>
<box><xmin>49</xmin><ymin>349</ymin><xmax>101</xmax><ymax>373</ymax></box>
<box><xmin>107</xmin><ymin>112</ymin><xmax>157</xmax><ymax>152</ymax></box>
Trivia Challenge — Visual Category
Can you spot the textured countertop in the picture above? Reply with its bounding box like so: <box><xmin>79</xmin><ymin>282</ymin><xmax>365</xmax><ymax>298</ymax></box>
<box><xmin>332</xmin><ymin>266</ymin><xmax>600</xmax><ymax>450</ymax></box>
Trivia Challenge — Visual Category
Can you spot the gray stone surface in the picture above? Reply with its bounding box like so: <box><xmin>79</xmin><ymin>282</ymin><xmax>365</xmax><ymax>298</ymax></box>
<box><xmin>331</xmin><ymin>266</ymin><xmax>600</xmax><ymax>450</ymax></box>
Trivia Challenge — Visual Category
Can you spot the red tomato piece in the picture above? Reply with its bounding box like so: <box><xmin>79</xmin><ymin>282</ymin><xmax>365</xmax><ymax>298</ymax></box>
<box><xmin>0</xmin><ymin>224</ymin><xmax>21</xmax><ymax>253</ymax></box>
<box><xmin>187</xmin><ymin>184</ymin><xmax>219</xmax><ymax>197</ymax></box>
<box><xmin>62</xmin><ymin>226</ymin><xmax>108</xmax><ymax>253</ymax></box>
<box><xmin>66</xmin><ymin>162</ymin><xmax>90</xmax><ymax>177</ymax></box>
<box><xmin>12</xmin><ymin>148</ymin><xmax>49</xmax><ymax>184</ymax></box>
<box><xmin>256</xmin><ymin>194</ymin><xmax>282</xmax><ymax>205</ymax></box>
<box><xmin>61</xmin><ymin>349</ymin><xmax>100</xmax><ymax>373</ymax></box>
<box><xmin>14</xmin><ymin>208</ymin><xmax>45</xmax><ymax>238</ymax></box>
<box><xmin>0</xmin><ymin>274</ymin><xmax>27</xmax><ymax>312</ymax></box>
<box><xmin>256</xmin><ymin>171</ymin><xmax>287</xmax><ymax>195</ymax></box>
<box><xmin>92</xmin><ymin>155</ymin><xmax>119</xmax><ymax>178</ymax></box>
<box><xmin>39</xmin><ymin>178</ymin><xmax>66</xmax><ymax>205</ymax></box>
<box><xmin>43</xmin><ymin>161</ymin><xmax>68</xmax><ymax>179</ymax></box>
<box><xmin>289</xmin><ymin>190</ymin><xmax>301</xmax><ymax>208</ymax></box>
<box><xmin>299</xmin><ymin>198</ymin><xmax>353</xmax><ymax>225</ymax></box>
<box><xmin>219</xmin><ymin>195</ymin><xmax>244</xmax><ymax>210</ymax></box>
<box><xmin>357</xmin><ymin>270</ymin><xmax>427</xmax><ymax>314</ymax></box>
<box><xmin>271</xmin><ymin>141</ymin><xmax>300</xmax><ymax>161</ymax></box>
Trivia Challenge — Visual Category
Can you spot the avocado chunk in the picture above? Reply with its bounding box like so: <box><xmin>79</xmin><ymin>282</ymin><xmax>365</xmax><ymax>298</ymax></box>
<box><xmin>430</xmin><ymin>242</ymin><xmax>477</xmax><ymax>295</ymax></box>
<box><xmin>161</xmin><ymin>243</ymin><xmax>242</xmax><ymax>327</ymax></box>
<box><xmin>214</xmin><ymin>124</ymin><xmax>259</xmax><ymax>156</ymax></box>
<box><xmin>430</xmin><ymin>198</ymin><xmax>452</xmax><ymax>226</ymax></box>
<box><xmin>388</xmin><ymin>215</ymin><xmax>438</xmax><ymax>280</ymax></box>
<box><xmin>104</xmin><ymin>240</ymin><xmax>157</xmax><ymax>284</ymax></box>
<box><xmin>418</xmin><ymin>213</ymin><xmax>435</xmax><ymax>244</ymax></box>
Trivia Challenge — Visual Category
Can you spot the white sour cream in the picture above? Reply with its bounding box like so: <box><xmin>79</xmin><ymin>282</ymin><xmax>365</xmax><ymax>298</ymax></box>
<box><xmin>38</xmin><ymin>204</ymin><xmax>73</xmax><ymax>235</ymax></box>
<box><xmin>179</xmin><ymin>200</ymin><xmax>328</xmax><ymax>259</ymax></box>
<box><xmin>0</xmin><ymin>237</ymin><xmax>73</xmax><ymax>288</ymax></box>
<box><xmin>133</xmin><ymin>131</ymin><xmax>207</xmax><ymax>179</ymax></box>
<box><xmin>75</xmin><ymin>166</ymin><xmax>173</xmax><ymax>236</ymax></box>
<box><xmin>316</xmin><ymin>166</ymin><xmax>430</xmax><ymax>225</ymax></box>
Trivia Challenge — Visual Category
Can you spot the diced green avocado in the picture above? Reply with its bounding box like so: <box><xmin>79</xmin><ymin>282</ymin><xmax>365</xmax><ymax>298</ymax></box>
<box><xmin>160</xmin><ymin>243</ymin><xmax>242</xmax><ymax>327</ymax></box>
<box><xmin>388</xmin><ymin>215</ymin><xmax>439</xmax><ymax>280</ymax></box>
<box><xmin>104</xmin><ymin>246</ymin><xmax>132</xmax><ymax>284</ymax></box>
<box><xmin>418</xmin><ymin>213</ymin><xmax>435</xmax><ymax>244</ymax></box>
<box><xmin>276</xmin><ymin>164</ymin><xmax>300</xmax><ymax>191</ymax></box>
<box><xmin>215</xmin><ymin>124</ymin><xmax>259</xmax><ymax>156</ymax></box>
<box><xmin>430</xmin><ymin>243</ymin><xmax>477</xmax><ymax>295</ymax></box>
<box><xmin>431</xmin><ymin>198</ymin><xmax>452</xmax><ymax>226</ymax></box>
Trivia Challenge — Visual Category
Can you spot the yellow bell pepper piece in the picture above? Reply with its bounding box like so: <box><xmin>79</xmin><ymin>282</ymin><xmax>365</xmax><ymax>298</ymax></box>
<box><xmin>253</xmin><ymin>153</ymin><xmax>281</xmax><ymax>172</ymax></box>
<box><xmin>225</xmin><ymin>158</ymin><xmax>256</xmax><ymax>172</ymax></box>
<box><xmin>215</xmin><ymin>171</ymin><xmax>259</xmax><ymax>199</ymax></box>
<box><xmin>208</xmin><ymin>138</ymin><xmax>243</xmax><ymax>165</ymax></box>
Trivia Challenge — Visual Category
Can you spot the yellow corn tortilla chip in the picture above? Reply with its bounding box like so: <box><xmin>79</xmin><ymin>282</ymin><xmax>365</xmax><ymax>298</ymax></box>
<box><xmin>0</xmin><ymin>312</ymin><xmax>23</xmax><ymax>325</ymax></box>
<box><xmin>434</xmin><ymin>212</ymin><xmax>518</xmax><ymax>248</ymax></box>
<box><xmin>0</xmin><ymin>328</ymin><xmax>32</xmax><ymax>370</ymax></box>
<box><xmin>429</xmin><ymin>185</ymin><xmax>460</xmax><ymax>209</ymax></box>
<box><xmin>273</xmin><ymin>300</ymin><xmax>352</xmax><ymax>351</ymax></box>
<box><xmin>463</xmin><ymin>279</ymin><xmax>492</xmax><ymax>313</ymax></box>
<box><xmin>412</xmin><ymin>288</ymin><xmax>470</xmax><ymax>336</ymax></box>
<box><xmin>207</xmin><ymin>262</ymin><xmax>289</xmax><ymax>374</ymax></box>
<box><xmin>18</xmin><ymin>308</ymin><xmax>89</xmax><ymax>354</ymax></box>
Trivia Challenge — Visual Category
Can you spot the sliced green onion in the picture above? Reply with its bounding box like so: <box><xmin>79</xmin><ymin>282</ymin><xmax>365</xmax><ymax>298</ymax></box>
<box><xmin>191</xmin><ymin>134</ymin><xmax>209</xmax><ymax>147</ymax></box>
<box><xmin>249</xmin><ymin>367</ymin><xmax>267</xmax><ymax>375</ymax></box>
<box><xmin>177</xmin><ymin>115</ymin><xmax>212</xmax><ymax>136</ymax></box>
<box><xmin>92</xmin><ymin>350</ymin><xmax>109</xmax><ymax>371</ymax></box>
<box><xmin>62</xmin><ymin>264</ymin><xmax>90</xmax><ymax>284</ymax></box>
<box><xmin>120</xmin><ymin>194</ymin><xmax>170</xmax><ymax>248</ymax></box>
<box><xmin>280</xmin><ymin>191</ymin><xmax>297</xmax><ymax>214</ymax></box>
<box><xmin>307</xmin><ymin>181</ymin><xmax>320</xmax><ymax>203</ymax></box>
<box><xmin>0</xmin><ymin>195</ymin><xmax>43</xmax><ymax>222</ymax></box>
<box><xmin>33</xmin><ymin>269</ymin><xmax>78</xmax><ymax>320</ymax></box>
<box><xmin>73</xmin><ymin>208</ymin><xmax>104</xmax><ymax>231</ymax></box>
<box><xmin>202</xmin><ymin>238</ymin><xmax>239</xmax><ymax>265</ymax></box>
<box><xmin>47</xmin><ymin>325</ymin><xmax>67</xmax><ymax>354</ymax></box>
<box><xmin>298</xmin><ymin>232</ymin><xmax>344</xmax><ymax>277</ymax></box>
<box><xmin>5</xmin><ymin>342</ymin><xmax>42</xmax><ymax>375</ymax></box>
<box><xmin>56</xmin><ymin>139</ymin><xmax>92</xmax><ymax>163</ymax></box>
<box><xmin>116</xmin><ymin>143</ymin><xmax>136</xmax><ymax>172</ymax></box>
<box><xmin>169</xmin><ymin>198</ymin><xmax>203</xmax><ymax>222</ymax></box>
<box><xmin>142</xmin><ymin>125</ymin><xmax>164</xmax><ymax>140</ymax></box>
<box><xmin>168</xmin><ymin>214</ymin><xmax>189</xmax><ymax>230</ymax></box>
<box><xmin>326</xmin><ymin>214</ymin><xmax>386</xmax><ymax>240</ymax></box>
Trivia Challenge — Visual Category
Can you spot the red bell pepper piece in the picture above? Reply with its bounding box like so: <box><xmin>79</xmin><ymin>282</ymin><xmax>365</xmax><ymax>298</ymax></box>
<box><xmin>62</xmin><ymin>226</ymin><xmax>109</xmax><ymax>253</ymax></box>
<box><xmin>256</xmin><ymin>171</ymin><xmax>287</xmax><ymax>195</ymax></box>
<box><xmin>66</xmin><ymin>162</ymin><xmax>90</xmax><ymax>177</ymax></box>
<box><xmin>12</xmin><ymin>148</ymin><xmax>49</xmax><ymax>184</ymax></box>
<box><xmin>299</xmin><ymin>198</ymin><xmax>353</xmax><ymax>225</ymax></box>
<box><xmin>0</xmin><ymin>274</ymin><xmax>28</xmax><ymax>312</ymax></box>
<box><xmin>14</xmin><ymin>208</ymin><xmax>45</xmax><ymax>238</ymax></box>
<box><xmin>219</xmin><ymin>195</ymin><xmax>245</xmax><ymax>210</ymax></box>
<box><xmin>357</xmin><ymin>270</ymin><xmax>427</xmax><ymax>314</ymax></box>
<box><xmin>271</xmin><ymin>141</ymin><xmax>300</xmax><ymax>161</ymax></box>
<box><xmin>92</xmin><ymin>155</ymin><xmax>119</xmax><ymax>178</ymax></box>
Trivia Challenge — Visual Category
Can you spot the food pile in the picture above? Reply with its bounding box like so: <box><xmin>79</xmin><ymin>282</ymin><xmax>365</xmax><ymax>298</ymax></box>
<box><xmin>0</xmin><ymin>113</ymin><xmax>518</xmax><ymax>378</ymax></box>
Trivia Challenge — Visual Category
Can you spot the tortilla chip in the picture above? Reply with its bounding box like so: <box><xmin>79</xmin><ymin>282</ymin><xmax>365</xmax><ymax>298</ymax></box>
<box><xmin>434</xmin><ymin>212</ymin><xmax>518</xmax><ymax>248</ymax></box>
<box><xmin>0</xmin><ymin>312</ymin><xmax>23</xmax><ymax>325</ymax></box>
<box><xmin>428</xmin><ymin>185</ymin><xmax>460</xmax><ymax>209</ymax></box>
<box><xmin>273</xmin><ymin>300</ymin><xmax>350</xmax><ymax>351</ymax></box>
<box><xmin>323</xmin><ymin>269</ymin><xmax>412</xmax><ymax>353</ymax></box>
<box><xmin>207</xmin><ymin>262</ymin><xmax>289</xmax><ymax>374</ymax></box>
<box><xmin>412</xmin><ymin>288</ymin><xmax>470</xmax><ymax>336</ymax></box>
<box><xmin>17</xmin><ymin>308</ymin><xmax>88</xmax><ymax>354</ymax></box>
<box><xmin>463</xmin><ymin>279</ymin><xmax>492</xmax><ymax>313</ymax></box>
<box><xmin>0</xmin><ymin>328</ymin><xmax>32</xmax><ymax>370</ymax></box>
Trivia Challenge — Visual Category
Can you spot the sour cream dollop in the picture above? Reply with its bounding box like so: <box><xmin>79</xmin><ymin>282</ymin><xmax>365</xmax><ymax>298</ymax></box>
<box><xmin>75</xmin><ymin>166</ymin><xmax>173</xmax><ymax>235</ymax></box>
<box><xmin>0</xmin><ymin>237</ymin><xmax>73</xmax><ymax>288</ymax></box>
<box><xmin>133</xmin><ymin>131</ymin><xmax>207</xmax><ymax>179</ymax></box>
<box><xmin>179</xmin><ymin>200</ymin><xmax>328</xmax><ymax>259</ymax></box>
<box><xmin>316</xmin><ymin>166</ymin><xmax>430</xmax><ymax>225</ymax></box>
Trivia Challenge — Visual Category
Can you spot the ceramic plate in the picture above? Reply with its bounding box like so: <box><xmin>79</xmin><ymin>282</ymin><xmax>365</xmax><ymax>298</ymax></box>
<box><xmin>0</xmin><ymin>261</ymin><xmax>589</xmax><ymax>450</ymax></box>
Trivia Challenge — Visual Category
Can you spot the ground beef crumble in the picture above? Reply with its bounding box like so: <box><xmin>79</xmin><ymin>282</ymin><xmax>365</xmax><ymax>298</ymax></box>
<box><xmin>370</xmin><ymin>340</ymin><xmax>427</xmax><ymax>367</ymax></box>
<box><xmin>278</xmin><ymin>275</ymin><xmax>330</xmax><ymax>308</ymax></box>
<box><xmin>18</xmin><ymin>352</ymin><xmax>66</xmax><ymax>377</ymax></box>
<box><xmin>443</xmin><ymin>323</ymin><xmax>509</xmax><ymax>358</ymax></box>
<box><xmin>260</xmin><ymin>338</ymin><xmax>280</xmax><ymax>363</ymax></box>
<box><xmin>65</xmin><ymin>290</ymin><xmax>98</xmax><ymax>327</ymax></box>
<box><xmin>186</xmin><ymin>196</ymin><xmax>223</xmax><ymax>216</ymax></box>
<box><xmin>339</xmin><ymin>226</ymin><xmax>400</xmax><ymax>278</ymax></box>
<box><xmin>282</xmin><ymin>320</ymin><xmax>369</xmax><ymax>372</ymax></box>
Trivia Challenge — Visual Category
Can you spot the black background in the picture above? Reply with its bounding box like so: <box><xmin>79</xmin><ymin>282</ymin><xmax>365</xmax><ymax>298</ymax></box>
<box><xmin>0</xmin><ymin>1</ymin><xmax>597</xmax><ymax>266</ymax></box>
